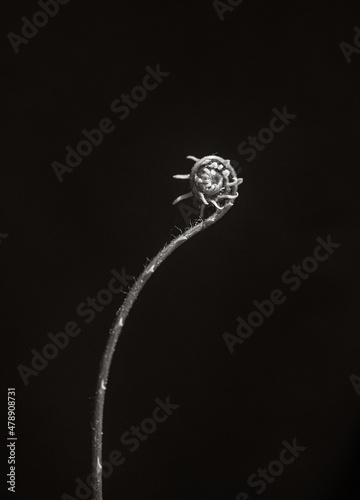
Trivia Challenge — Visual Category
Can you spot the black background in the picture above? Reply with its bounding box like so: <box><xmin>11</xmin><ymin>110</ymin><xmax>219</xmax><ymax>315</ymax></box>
<box><xmin>1</xmin><ymin>0</ymin><xmax>360</xmax><ymax>499</ymax></box>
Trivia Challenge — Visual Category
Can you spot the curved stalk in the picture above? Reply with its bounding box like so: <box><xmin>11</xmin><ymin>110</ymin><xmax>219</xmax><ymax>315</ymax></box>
<box><xmin>92</xmin><ymin>155</ymin><xmax>242</xmax><ymax>500</ymax></box>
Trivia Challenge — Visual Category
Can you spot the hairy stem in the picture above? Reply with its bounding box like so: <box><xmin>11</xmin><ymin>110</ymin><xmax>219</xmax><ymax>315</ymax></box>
<box><xmin>91</xmin><ymin>204</ymin><xmax>233</xmax><ymax>500</ymax></box>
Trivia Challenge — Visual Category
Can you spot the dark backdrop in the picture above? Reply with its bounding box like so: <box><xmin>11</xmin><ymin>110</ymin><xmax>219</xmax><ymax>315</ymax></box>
<box><xmin>1</xmin><ymin>1</ymin><xmax>360</xmax><ymax>499</ymax></box>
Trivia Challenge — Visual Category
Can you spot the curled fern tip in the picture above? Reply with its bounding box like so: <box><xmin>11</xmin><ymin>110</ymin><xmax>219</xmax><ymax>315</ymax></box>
<box><xmin>173</xmin><ymin>154</ymin><xmax>243</xmax><ymax>217</ymax></box>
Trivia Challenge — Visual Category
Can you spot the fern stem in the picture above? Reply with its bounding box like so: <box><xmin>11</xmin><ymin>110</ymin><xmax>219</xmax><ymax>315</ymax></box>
<box><xmin>92</xmin><ymin>155</ymin><xmax>242</xmax><ymax>500</ymax></box>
